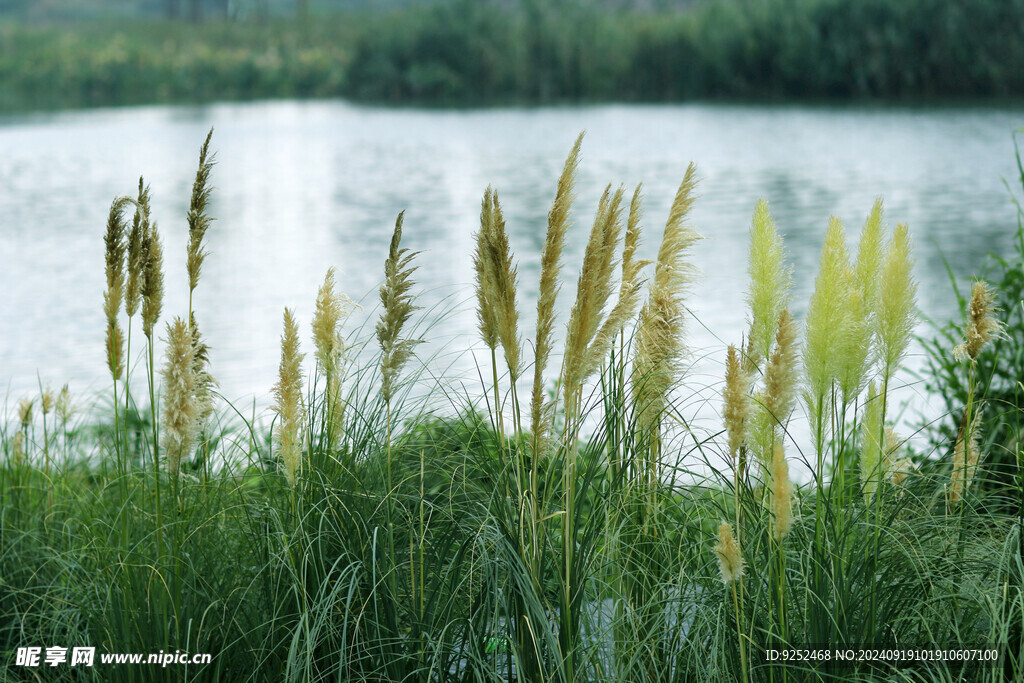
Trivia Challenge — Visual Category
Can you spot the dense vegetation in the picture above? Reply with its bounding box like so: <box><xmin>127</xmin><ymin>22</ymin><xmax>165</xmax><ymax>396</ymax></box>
<box><xmin>2</xmin><ymin>0</ymin><xmax>1024</xmax><ymax>112</ymax></box>
<box><xmin>1</xmin><ymin>130</ymin><xmax>1022</xmax><ymax>681</ymax></box>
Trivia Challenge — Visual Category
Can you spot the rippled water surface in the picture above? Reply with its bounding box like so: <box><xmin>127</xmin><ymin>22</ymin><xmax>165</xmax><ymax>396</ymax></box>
<box><xmin>2</xmin><ymin>101</ymin><xmax>1022</xmax><ymax>447</ymax></box>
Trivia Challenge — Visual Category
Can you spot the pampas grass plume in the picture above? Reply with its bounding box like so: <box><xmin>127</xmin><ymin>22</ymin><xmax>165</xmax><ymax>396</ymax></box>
<box><xmin>877</xmin><ymin>222</ymin><xmax>917</xmax><ymax>381</ymax></box>
<box><xmin>313</xmin><ymin>268</ymin><xmax>354</xmax><ymax>440</ymax></box>
<box><xmin>160</xmin><ymin>317</ymin><xmax>198</xmax><ymax>476</ymax></box>
<box><xmin>722</xmin><ymin>344</ymin><xmax>750</xmax><ymax>468</ymax></box>
<box><xmin>564</xmin><ymin>185</ymin><xmax>625</xmax><ymax>401</ymax></box>
<box><xmin>103</xmin><ymin>197</ymin><xmax>130</xmax><ymax>325</ymax></box>
<box><xmin>584</xmin><ymin>184</ymin><xmax>651</xmax><ymax>378</ymax></box>
<box><xmin>746</xmin><ymin>199</ymin><xmax>792</xmax><ymax>365</ymax></box>
<box><xmin>804</xmin><ymin>216</ymin><xmax>852</xmax><ymax>415</ymax></box>
<box><xmin>531</xmin><ymin>132</ymin><xmax>582</xmax><ymax>449</ymax></box>
<box><xmin>17</xmin><ymin>398</ymin><xmax>32</xmax><ymax>428</ymax></box>
<box><xmin>836</xmin><ymin>274</ymin><xmax>871</xmax><ymax>399</ymax></box>
<box><xmin>187</xmin><ymin>128</ymin><xmax>215</xmax><ymax>294</ymax></box>
<box><xmin>56</xmin><ymin>384</ymin><xmax>73</xmax><ymax>428</ymax></box>
<box><xmin>474</xmin><ymin>192</ymin><xmax>500</xmax><ymax>352</ymax></box>
<box><xmin>854</xmin><ymin>199</ymin><xmax>885</xmax><ymax>320</ymax></box>
<box><xmin>141</xmin><ymin>221</ymin><xmax>164</xmax><ymax>339</ymax></box>
<box><xmin>125</xmin><ymin>178</ymin><xmax>150</xmax><ymax>318</ymax></box>
<box><xmin>632</xmin><ymin>164</ymin><xmax>700</xmax><ymax>432</ymax></box>
<box><xmin>763</xmin><ymin>309</ymin><xmax>799</xmax><ymax>428</ymax></box>
<box><xmin>189</xmin><ymin>313</ymin><xmax>217</xmax><ymax>427</ymax></box>
<box><xmin>714</xmin><ymin>521</ymin><xmax>744</xmax><ymax>584</ymax></box>
<box><xmin>273</xmin><ymin>308</ymin><xmax>305</xmax><ymax>486</ymax></box>
<box><xmin>376</xmin><ymin>211</ymin><xmax>420</xmax><ymax>404</ymax></box>
<box><xmin>954</xmin><ymin>281</ymin><xmax>1003</xmax><ymax>363</ymax></box>
<box><xmin>474</xmin><ymin>187</ymin><xmax>522</xmax><ymax>378</ymax></box>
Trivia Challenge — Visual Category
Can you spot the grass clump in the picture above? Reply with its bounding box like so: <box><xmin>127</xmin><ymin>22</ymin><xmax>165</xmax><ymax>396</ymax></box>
<box><xmin>1</xmin><ymin>131</ymin><xmax>1022</xmax><ymax>683</ymax></box>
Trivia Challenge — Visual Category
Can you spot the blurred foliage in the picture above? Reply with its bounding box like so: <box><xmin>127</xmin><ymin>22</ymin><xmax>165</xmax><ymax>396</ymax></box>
<box><xmin>919</xmin><ymin>133</ymin><xmax>1024</xmax><ymax>512</ymax></box>
<box><xmin>2</xmin><ymin>0</ymin><xmax>1024</xmax><ymax>111</ymax></box>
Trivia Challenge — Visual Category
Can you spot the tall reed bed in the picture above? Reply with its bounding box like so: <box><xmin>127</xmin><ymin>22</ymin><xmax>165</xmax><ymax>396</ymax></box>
<box><xmin>1</xmin><ymin>133</ymin><xmax>1022</xmax><ymax>682</ymax></box>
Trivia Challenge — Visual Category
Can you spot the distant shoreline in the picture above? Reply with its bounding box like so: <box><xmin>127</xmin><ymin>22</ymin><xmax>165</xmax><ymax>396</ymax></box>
<box><xmin>2</xmin><ymin>0</ymin><xmax>1024</xmax><ymax>114</ymax></box>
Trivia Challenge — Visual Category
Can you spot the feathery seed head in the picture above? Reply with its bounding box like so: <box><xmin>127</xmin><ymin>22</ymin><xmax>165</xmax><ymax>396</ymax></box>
<box><xmin>189</xmin><ymin>312</ymin><xmax>218</xmax><ymax>427</ymax></box>
<box><xmin>769</xmin><ymin>443</ymin><xmax>794</xmax><ymax>541</ymax></box>
<box><xmin>584</xmin><ymin>184</ymin><xmax>651</xmax><ymax>379</ymax></box>
<box><xmin>105</xmin><ymin>321</ymin><xmax>125</xmax><ymax>380</ymax></box>
<box><xmin>532</xmin><ymin>132</ymin><xmax>583</xmax><ymax>449</ymax></box>
<box><xmin>836</xmin><ymin>274</ymin><xmax>872</xmax><ymax>400</ymax></box>
<box><xmin>17</xmin><ymin>398</ymin><xmax>32</xmax><ymax>428</ymax></box>
<box><xmin>723</xmin><ymin>344</ymin><xmax>751</xmax><ymax>467</ymax></box>
<box><xmin>56</xmin><ymin>384</ymin><xmax>73</xmax><ymax>426</ymax></box>
<box><xmin>160</xmin><ymin>317</ymin><xmax>198</xmax><ymax>477</ymax></box>
<box><xmin>474</xmin><ymin>187</ymin><xmax>500</xmax><ymax>351</ymax></box>
<box><xmin>313</xmin><ymin>267</ymin><xmax>356</xmax><ymax>379</ymax></box>
<box><xmin>474</xmin><ymin>188</ymin><xmax>522</xmax><ymax>378</ymax></box>
<box><xmin>954</xmin><ymin>281</ymin><xmax>1003</xmax><ymax>363</ymax></box>
<box><xmin>855</xmin><ymin>198</ymin><xmax>886</xmax><ymax>318</ymax></box>
<box><xmin>313</xmin><ymin>268</ymin><xmax>354</xmax><ymax>442</ymax></box>
<box><xmin>747</xmin><ymin>199</ymin><xmax>792</xmax><ymax>363</ymax></box>
<box><xmin>41</xmin><ymin>387</ymin><xmax>53</xmax><ymax>416</ymax></box>
<box><xmin>125</xmin><ymin>178</ymin><xmax>150</xmax><ymax>318</ymax></box>
<box><xmin>377</xmin><ymin>212</ymin><xmax>421</xmax><ymax>403</ymax></box>
<box><xmin>564</xmin><ymin>185</ymin><xmax>626</xmax><ymax>402</ymax></box>
<box><xmin>273</xmin><ymin>308</ymin><xmax>305</xmax><ymax>486</ymax></box>
<box><xmin>876</xmin><ymin>222</ymin><xmax>917</xmax><ymax>380</ymax></box>
<box><xmin>187</xmin><ymin>128</ymin><xmax>215</xmax><ymax>293</ymax></box>
<box><xmin>804</xmin><ymin>216</ymin><xmax>853</xmax><ymax>405</ymax></box>
<box><xmin>714</xmin><ymin>521</ymin><xmax>744</xmax><ymax>584</ymax></box>
<box><xmin>763</xmin><ymin>309</ymin><xmax>800</xmax><ymax>426</ymax></box>
<box><xmin>103</xmin><ymin>196</ymin><xmax>132</xmax><ymax>324</ymax></box>
<box><xmin>632</xmin><ymin>164</ymin><xmax>700</xmax><ymax>432</ymax></box>
<box><xmin>141</xmin><ymin>221</ymin><xmax>164</xmax><ymax>339</ymax></box>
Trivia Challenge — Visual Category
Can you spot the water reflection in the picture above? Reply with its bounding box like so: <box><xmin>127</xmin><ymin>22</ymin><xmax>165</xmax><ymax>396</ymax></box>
<box><xmin>1</xmin><ymin>102</ymin><xmax>1020</xmax><ymax>463</ymax></box>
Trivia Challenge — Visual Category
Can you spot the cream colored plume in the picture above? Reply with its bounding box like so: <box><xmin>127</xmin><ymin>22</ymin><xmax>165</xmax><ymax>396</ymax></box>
<box><xmin>160</xmin><ymin>317</ymin><xmax>198</xmax><ymax>477</ymax></box>
<box><xmin>531</xmin><ymin>132</ymin><xmax>582</xmax><ymax>451</ymax></box>
<box><xmin>312</xmin><ymin>268</ymin><xmax>355</xmax><ymax>440</ymax></box>
<box><xmin>954</xmin><ymin>281</ymin><xmax>1003</xmax><ymax>363</ymax></box>
<box><xmin>563</xmin><ymin>185</ymin><xmax>625</xmax><ymax>405</ymax></box>
<box><xmin>714</xmin><ymin>521</ymin><xmax>744</xmax><ymax>584</ymax></box>
<box><xmin>273</xmin><ymin>308</ymin><xmax>305</xmax><ymax>486</ymax></box>
<box><xmin>722</xmin><ymin>344</ymin><xmax>751</xmax><ymax>470</ymax></box>
<box><xmin>474</xmin><ymin>187</ymin><xmax>522</xmax><ymax>378</ymax></box>
<box><xmin>632</xmin><ymin>164</ymin><xmax>700</xmax><ymax>434</ymax></box>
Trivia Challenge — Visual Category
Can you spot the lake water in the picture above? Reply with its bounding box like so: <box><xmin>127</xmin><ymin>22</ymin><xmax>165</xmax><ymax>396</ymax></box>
<box><xmin>2</xmin><ymin>101</ymin><xmax>1022</xmax><ymax>465</ymax></box>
